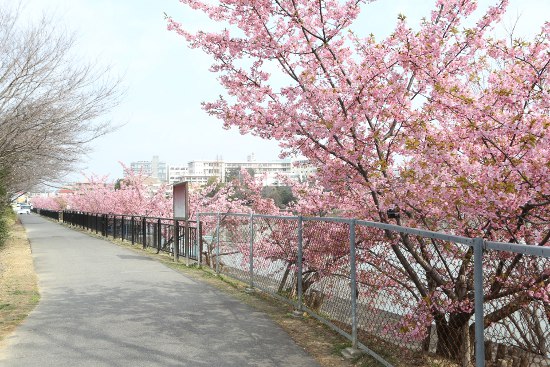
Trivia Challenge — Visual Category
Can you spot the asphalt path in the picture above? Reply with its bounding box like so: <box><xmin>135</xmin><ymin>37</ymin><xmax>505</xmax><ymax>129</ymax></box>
<box><xmin>0</xmin><ymin>214</ymin><xmax>320</xmax><ymax>367</ymax></box>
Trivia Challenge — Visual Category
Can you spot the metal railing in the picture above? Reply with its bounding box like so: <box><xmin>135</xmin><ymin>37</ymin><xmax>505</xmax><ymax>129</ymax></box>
<box><xmin>198</xmin><ymin>213</ymin><xmax>550</xmax><ymax>367</ymax></box>
<box><xmin>60</xmin><ymin>211</ymin><xmax>202</xmax><ymax>263</ymax></box>
<box><xmin>36</xmin><ymin>209</ymin><xmax>550</xmax><ymax>367</ymax></box>
<box><xmin>32</xmin><ymin>208</ymin><xmax>59</xmax><ymax>221</ymax></box>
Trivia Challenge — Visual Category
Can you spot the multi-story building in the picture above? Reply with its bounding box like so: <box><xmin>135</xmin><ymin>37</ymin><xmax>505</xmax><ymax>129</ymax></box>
<box><xmin>224</xmin><ymin>160</ymin><xmax>292</xmax><ymax>178</ymax></box>
<box><xmin>167</xmin><ymin>165</ymin><xmax>189</xmax><ymax>185</ymax></box>
<box><xmin>188</xmin><ymin>160</ymin><xmax>224</xmax><ymax>178</ymax></box>
<box><xmin>178</xmin><ymin>174</ymin><xmax>211</xmax><ymax>186</ymax></box>
<box><xmin>181</xmin><ymin>155</ymin><xmax>316</xmax><ymax>186</ymax></box>
<box><xmin>289</xmin><ymin>159</ymin><xmax>318</xmax><ymax>182</ymax></box>
<box><xmin>185</xmin><ymin>157</ymin><xmax>293</xmax><ymax>184</ymax></box>
<box><xmin>129</xmin><ymin>156</ymin><xmax>168</xmax><ymax>182</ymax></box>
<box><xmin>128</xmin><ymin>154</ymin><xmax>316</xmax><ymax>188</ymax></box>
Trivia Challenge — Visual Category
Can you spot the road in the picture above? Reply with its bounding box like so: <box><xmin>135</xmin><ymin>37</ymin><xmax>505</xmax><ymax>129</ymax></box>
<box><xmin>0</xmin><ymin>214</ymin><xmax>319</xmax><ymax>367</ymax></box>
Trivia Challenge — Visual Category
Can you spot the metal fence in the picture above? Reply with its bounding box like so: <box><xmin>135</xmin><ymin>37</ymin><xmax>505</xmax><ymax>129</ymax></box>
<box><xmin>198</xmin><ymin>213</ymin><xmax>549</xmax><ymax>367</ymax></box>
<box><xmin>60</xmin><ymin>211</ymin><xmax>202</xmax><ymax>263</ymax></box>
<box><xmin>32</xmin><ymin>208</ymin><xmax>59</xmax><ymax>221</ymax></box>
<box><xmin>36</xmin><ymin>209</ymin><xmax>549</xmax><ymax>367</ymax></box>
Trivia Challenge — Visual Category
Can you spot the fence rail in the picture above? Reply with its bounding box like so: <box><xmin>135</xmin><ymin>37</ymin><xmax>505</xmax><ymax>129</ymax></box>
<box><xmin>58</xmin><ymin>211</ymin><xmax>202</xmax><ymax>263</ymax></box>
<box><xmin>35</xmin><ymin>209</ymin><xmax>549</xmax><ymax>367</ymax></box>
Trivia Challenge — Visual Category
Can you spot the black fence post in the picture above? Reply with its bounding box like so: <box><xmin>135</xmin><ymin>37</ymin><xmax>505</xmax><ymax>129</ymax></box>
<box><xmin>142</xmin><ymin>217</ymin><xmax>146</xmax><ymax>249</ymax></box>
<box><xmin>121</xmin><ymin>216</ymin><xmax>125</xmax><ymax>241</ymax></box>
<box><xmin>184</xmin><ymin>220</ymin><xmax>189</xmax><ymax>262</ymax></box>
<box><xmin>113</xmin><ymin>215</ymin><xmax>117</xmax><ymax>239</ymax></box>
<box><xmin>174</xmin><ymin>220</ymin><xmax>179</xmax><ymax>262</ymax></box>
<box><xmin>131</xmin><ymin>216</ymin><xmax>135</xmax><ymax>245</ymax></box>
<box><xmin>103</xmin><ymin>215</ymin><xmax>107</xmax><ymax>237</ymax></box>
<box><xmin>157</xmin><ymin>218</ymin><xmax>161</xmax><ymax>254</ymax></box>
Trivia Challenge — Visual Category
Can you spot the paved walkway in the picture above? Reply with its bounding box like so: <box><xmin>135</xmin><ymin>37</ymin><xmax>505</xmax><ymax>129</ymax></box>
<box><xmin>0</xmin><ymin>215</ymin><xmax>319</xmax><ymax>367</ymax></box>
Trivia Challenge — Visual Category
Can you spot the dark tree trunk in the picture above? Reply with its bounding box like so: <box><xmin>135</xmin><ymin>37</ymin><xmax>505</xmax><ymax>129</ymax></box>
<box><xmin>277</xmin><ymin>262</ymin><xmax>292</xmax><ymax>294</ymax></box>
<box><xmin>435</xmin><ymin>312</ymin><xmax>473</xmax><ymax>365</ymax></box>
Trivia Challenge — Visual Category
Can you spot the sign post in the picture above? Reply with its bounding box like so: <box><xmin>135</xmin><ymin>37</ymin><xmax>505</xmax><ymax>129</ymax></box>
<box><xmin>173</xmin><ymin>182</ymin><xmax>189</xmax><ymax>263</ymax></box>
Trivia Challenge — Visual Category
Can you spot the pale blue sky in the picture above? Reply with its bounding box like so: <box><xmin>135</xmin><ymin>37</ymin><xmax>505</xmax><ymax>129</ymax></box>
<box><xmin>7</xmin><ymin>0</ymin><xmax>549</xmax><ymax>181</ymax></box>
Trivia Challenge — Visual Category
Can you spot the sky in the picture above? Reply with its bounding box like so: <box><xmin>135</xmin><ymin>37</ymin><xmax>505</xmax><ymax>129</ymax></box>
<box><xmin>6</xmin><ymin>0</ymin><xmax>549</xmax><ymax>182</ymax></box>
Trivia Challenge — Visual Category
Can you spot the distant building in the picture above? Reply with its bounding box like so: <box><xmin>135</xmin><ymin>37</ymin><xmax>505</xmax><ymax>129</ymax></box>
<box><xmin>173</xmin><ymin>155</ymin><xmax>315</xmax><ymax>187</ymax></box>
<box><xmin>57</xmin><ymin>185</ymin><xmax>77</xmax><ymax>195</ymax></box>
<box><xmin>178</xmin><ymin>174</ymin><xmax>211</xmax><ymax>186</ymax></box>
<box><xmin>289</xmin><ymin>159</ymin><xmax>318</xmax><ymax>182</ymax></box>
<box><xmin>188</xmin><ymin>160</ymin><xmax>224</xmax><ymax>178</ymax></box>
<box><xmin>167</xmin><ymin>165</ymin><xmax>189</xmax><ymax>185</ymax></box>
<box><xmin>128</xmin><ymin>154</ymin><xmax>316</xmax><ymax>188</ymax></box>
<box><xmin>184</xmin><ymin>157</ymin><xmax>291</xmax><ymax>184</ymax></box>
<box><xmin>129</xmin><ymin>155</ymin><xmax>168</xmax><ymax>182</ymax></box>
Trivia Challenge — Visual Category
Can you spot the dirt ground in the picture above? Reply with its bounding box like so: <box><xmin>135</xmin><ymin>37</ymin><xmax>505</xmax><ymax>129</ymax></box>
<box><xmin>0</xmin><ymin>217</ymin><xmax>39</xmax><ymax>348</ymax></box>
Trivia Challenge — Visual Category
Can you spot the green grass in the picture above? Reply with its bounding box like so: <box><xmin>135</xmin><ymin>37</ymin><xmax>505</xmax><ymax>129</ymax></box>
<box><xmin>360</xmin><ymin>356</ymin><xmax>389</xmax><ymax>367</ymax></box>
<box><xmin>331</xmin><ymin>342</ymin><xmax>352</xmax><ymax>355</ymax></box>
<box><xmin>0</xmin><ymin>206</ymin><xmax>13</xmax><ymax>248</ymax></box>
<box><xmin>217</xmin><ymin>275</ymin><xmax>241</xmax><ymax>289</ymax></box>
<box><xmin>359</xmin><ymin>346</ymin><xmax>400</xmax><ymax>367</ymax></box>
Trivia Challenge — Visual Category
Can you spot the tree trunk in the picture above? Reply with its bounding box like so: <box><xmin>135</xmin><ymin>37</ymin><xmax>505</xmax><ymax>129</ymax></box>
<box><xmin>435</xmin><ymin>312</ymin><xmax>473</xmax><ymax>365</ymax></box>
<box><xmin>277</xmin><ymin>262</ymin><xmax>292</xmax><ymax>294</ymax></box>
<box><xmin>422</xmin><ymin>324</ymin><xmax>433</xmax><ymax>352</ymax></box>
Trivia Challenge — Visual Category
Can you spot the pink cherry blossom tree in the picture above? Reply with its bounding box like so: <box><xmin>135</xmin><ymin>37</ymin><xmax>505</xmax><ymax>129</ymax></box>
<box><xmin>168</xmin><ymin>0</ymin><xmax>549</xmax><ymax>361</ymax></box>
<box><xmin>64</xmin><ymin>164</ymin><xmax>172</xmax><ymax>217</ymax></box>
<box><xmin>30</xmin><ymin>195</ymin><xmax>67</xmax><ymax>211</ymax></box>
<box><xmin>196</xmin><ymin>169</ymin><xmax>286</xmax><ymax>267</ymax></box>
<box><xmin>188</xmin><ymin>175</ymin><xmax>249</xmax><ymax>266</ymax></box>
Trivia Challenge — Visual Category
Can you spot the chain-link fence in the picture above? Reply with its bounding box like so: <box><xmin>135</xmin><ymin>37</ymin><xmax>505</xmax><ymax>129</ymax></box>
<box><xmin>204</xmin><ymin>213</ymin><xmax>549</xmax><ymax>367</ymax></box>
<box><xmin>38</xmin><ymin>209</ymin><xmax>549</xmax><ymax>367</ymax></box>
<box><xmin>482</xmin><ymin>241</ymin><xmax>550</xmax><ymax>367</ymax></box>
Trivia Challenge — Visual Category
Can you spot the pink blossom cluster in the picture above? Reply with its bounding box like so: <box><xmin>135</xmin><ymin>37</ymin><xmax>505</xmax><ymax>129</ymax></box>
<box><xmin>168</xmin><ymin>0</ymin><xmax>549</xmax><ymax>359</ymax></box>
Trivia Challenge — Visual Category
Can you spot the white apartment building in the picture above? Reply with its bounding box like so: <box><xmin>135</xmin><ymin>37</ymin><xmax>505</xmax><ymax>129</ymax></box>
<box><xmin>188</xmin><ymin>161</ymin><xmax>224</xmax><ymax>178</ymax></box>
<box><xmin>129</xmin><ymin>155</ymin><xmax>168</xmax><ymax>182</ymax></box>
<box><xmin>289</xmin><ymin>159</ymin><xmax>318</xmax><ymax>182</ymax></box>
<box><xmin>128</xmin><ymin>155</ymin><xmax>316</xmax><ymax>188</ymax></box>
<box><xmin>179</xmin><ymin>174</ymin><xmax>211</xmax><ymax>186</ymax></box>
<box><xmin>167</xmin><ymin>165</ymin><xmax>189</xmax><ymax>185</ymax></box>
<box><xmin>186</xmin><ymin>158</ymin><xmax>292</xmax><ymax>183</ymax></box>
<box><xmin>178</xmin><ymin>156</ymin><xmax>316</xmax><ymax>186</ymax></box>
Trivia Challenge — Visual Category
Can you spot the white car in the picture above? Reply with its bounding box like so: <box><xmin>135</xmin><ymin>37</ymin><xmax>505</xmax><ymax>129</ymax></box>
<box><xmin>17</xmin><ymin>204</ymin><xmax>32</xmax><ymax>215</ymax></box>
